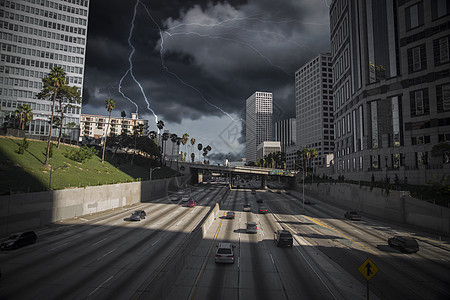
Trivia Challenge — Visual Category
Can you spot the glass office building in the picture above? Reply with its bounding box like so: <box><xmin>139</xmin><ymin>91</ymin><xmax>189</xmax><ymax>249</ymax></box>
<box><xmin>0</xmin><ymin>0</ymin><xmax>89</xmax><ymax>140</ymax></box>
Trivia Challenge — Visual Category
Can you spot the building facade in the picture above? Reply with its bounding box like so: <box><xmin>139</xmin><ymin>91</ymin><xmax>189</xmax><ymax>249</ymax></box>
<box><xmin>0</xmin><ymin>0</ymin><xmax>89</xmax><ymax>140</ymax></box>
<box><xmin>295</xmin><ymin>53</ymin><xmax>334</xmax><ymax>169</ymax></box>
<box><xmin>246</xmin><ymin>91</ymin><xmax>273</xmax><ymax>162</ymax></box>
<box><xmin>256</xmin><ymin>141</ymin><xmax>281</xmax><ymax>161</ymax></box>
<box><xmin>274</xmin><ymin>118</ymin><xmax>296</xmax><ymax>154</ymax></box>
<box><xmin>80</xmin><ymin>113</ymin><xmax>148</xmax><ymax>144</ymax></box>
<box><xmin>330</xmin><ymin>0</ymin><xmax>450</xmax><ymax>184</ymax></box>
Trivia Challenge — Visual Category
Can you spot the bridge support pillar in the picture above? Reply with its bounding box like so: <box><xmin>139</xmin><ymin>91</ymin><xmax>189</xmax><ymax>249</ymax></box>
<box><xmin>261</xmin><ymin>175</ymin><xmax>267</xmax><ymax>189</ymax></box>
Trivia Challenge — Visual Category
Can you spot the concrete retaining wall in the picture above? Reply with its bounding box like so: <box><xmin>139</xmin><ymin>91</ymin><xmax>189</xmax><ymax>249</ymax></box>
<box><xmin>303</xmin><ymin>183</ymin><xmax>450</xmax><ymax>234</ymax></box>
<box><xmin>0</xmin><ymin>175</ymin><xmax>187</xmax><ymax>236</ymax></box>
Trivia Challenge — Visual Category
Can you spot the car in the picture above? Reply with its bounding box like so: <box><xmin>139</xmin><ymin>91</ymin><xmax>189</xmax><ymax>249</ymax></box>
<box><xmin>388</xmin><ymin>236</ymin><xmax>419</xmax><ymax>253</ymax></box>
<box><xmin>225</xmin><ymin>211</ymin><xmax>235</xmax><ymax>219</ymax></box>
<box><xmin>259</xmin><ymin>206</ymin><xmax>268</xmax><ymax>214</ymax></box>
<box><xmin>243</xmin><ymin>204</ymin><xmax>251</xmax><ymax>212</ymax></box>
<box><xmin>181</xmin><ymin>196</ymin><xmax>190</xmax><ymax>202</ymax></box>
<box><xmin>170</xmin><ymin>194</ymin><xmax>180</xmax><ymax>201</ymax></box>
<box><xmin>215</xmin><ymin>242</ymin><xmax>235</xmax><ymax>263</ymax></box>
<box><xmin>251</xmin><ymin>189</ymin><xmax>256</xmax><ymax>195</ymax></box>
<box><xmin>344</xmin><ymin>210</ymin><xmax>361</xmax><ymax>220</ymax></box>
<box><xmin>274</xmin><ymin>230</ymin><xmax>293</xmax><ymax>247</ymax></box>
<box><xmin>1</xmin><ymin>231</ymin><xmax>37</xmax><ymax>250</ymax></box>
<box><xmin>130</xmin><ymin>212</ymin><xmax>142</xmax><ymax>221</ymax></box>
<box><xmin>246</xmin><ymin>222</ymin><xmax>258</xmax><ymax>233</ymax></box>
<box><xmin>187</xmin><ymin>199</ymin><xmax>197</xmax><ymax>207</ymax></box>
<box><xmin>256</xmin><ymin>198</ymin><xmax>264</xmax><ymax>203</ymax></box>
<box><xmin>134</xmin><ymin>210</ymin><xmax>146</xmax><ymax>219</ymax></box>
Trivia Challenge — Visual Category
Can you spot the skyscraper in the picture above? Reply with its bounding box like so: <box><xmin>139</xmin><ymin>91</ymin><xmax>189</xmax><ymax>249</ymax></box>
<box><xmin>275</xmin><ymin>118</ymin><xmax>296</xmax><ymax>154</ymax></box>
<box><xmin>0</xmin><ymin>0</ymin><xmax>90</xmax><ymax>140</ymax></box>
<box><xmin>295</xmin><ymin>53</ymin><xmax>334</xmax><ymax>168</ymax></box>
<box><xmin>330</xmin><ymin>0</ymin><xmax>449</xmax><ymax>184</ymax></box>
<box><xmin>246</xmin><ymin>91</ymin><xmax>273</xmax><ymax>162</ymax></box>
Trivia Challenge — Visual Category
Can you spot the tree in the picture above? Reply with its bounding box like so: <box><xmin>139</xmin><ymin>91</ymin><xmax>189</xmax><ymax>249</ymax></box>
<box><xmin>301</xmin><ymin>148</ymin><xmax>312</xmax><ymax>176</ymax></box>
<box><xmin>190</xmin><ymin>137</ymin><xmax>196</xmax><ymax>159</ymax></box>
<box><xmin>38</xmin><ymin>66</ymin><xmax>67</xmax><ymax>167</ymax></box>
<box><xmin>197</xmin><ymin>143</ymin><xmax>203</xmax><ymax>162</ymax></box>
<box><xmin>191</xmin><ymin>152</ymin><xmax>195</xmax><ymax>162</ymax></box>
<box><xmin>15</xmin><ymin>104</ymin><xmax>33</xmax><ymax>130</ymax></box>
<box><xmin>102</xmin><ymin>98</ymin><xmax>116</xmax><ymax>163</ymax></box>
<box><xmin>54</xmin><ymin>85</ymin><xmax>81</xmax><ymax>148</ymax></box>
<box><xmin>131</xmin><ymin>123</ymin><xmax>144</xmax><ymax>165</ymax></box>
<box><xmin>310</xmin><ymin>148</ymin><xmax>318</xmax><ymax>177</ymax></box>
<box><xmin>162</xmin><ymin>131</ymin><xmax>170</xmax><ymax>162</ymax></box>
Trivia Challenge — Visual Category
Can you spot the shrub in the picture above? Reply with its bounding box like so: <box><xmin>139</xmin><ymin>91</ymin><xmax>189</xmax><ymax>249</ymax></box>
<box><xmin>63</xmin><ymin>145</ymin><xmax>98</xmax><ymax>163</ymax></box>
<box><xmin>17</xmin><ymin>136</ymin><xmax>29</xmax><ymax>154</ymax></box>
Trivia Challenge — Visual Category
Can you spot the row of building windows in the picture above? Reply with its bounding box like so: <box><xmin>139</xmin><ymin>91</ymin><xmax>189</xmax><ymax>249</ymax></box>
<box><xmin>16</xmin><ymin>0</ymin><xmax>88</xmax><ymax>15</ymax></box>
<box><xmin>1</xmin><ymin>42</ymin><xmax>83</xmax><ymax>65</ymax></box>
<box><xmin>0</xmin><ymin>76</ymin><xmax>42</xmax><ymax>89</ymax></box>
<box><xmin>1</xmin><ymin>54</ymin><xmax>83</xmax><ymax>74</ymax></box>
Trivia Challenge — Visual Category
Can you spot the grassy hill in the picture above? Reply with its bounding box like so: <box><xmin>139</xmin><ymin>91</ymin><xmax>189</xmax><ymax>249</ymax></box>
<box><xmin>0</xmin><ymin>136</ymin><xmax>179</xmax><ymax>195</ymax></box>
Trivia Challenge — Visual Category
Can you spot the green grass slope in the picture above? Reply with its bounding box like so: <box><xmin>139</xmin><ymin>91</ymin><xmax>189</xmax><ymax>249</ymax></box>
<box><xmin>0</xmin><ymin>136</ymin><xmax>179</xmax><ymax>195</ymax></box>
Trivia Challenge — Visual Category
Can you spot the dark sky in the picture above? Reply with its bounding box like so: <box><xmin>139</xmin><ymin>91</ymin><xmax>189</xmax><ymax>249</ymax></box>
<box><xmin>83</xmin><ymin>0</ymin><xmax>330</xmax><ymax>161</ymax></box>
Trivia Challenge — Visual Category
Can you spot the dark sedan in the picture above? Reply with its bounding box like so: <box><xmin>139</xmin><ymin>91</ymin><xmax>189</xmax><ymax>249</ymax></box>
<box><xmin>344</xmin><ymin>210</ymin><xmax>361</xmax><ymax>220</ymax></box>
<box><xmin>388</xmin><ymin>236</ymin><xmax>419</xmax><ymax>253</ymax></box>
<box><xmin>1</xmin><ymin>231</ymin><xmax>37</xmax><ymax>250</ymax></box>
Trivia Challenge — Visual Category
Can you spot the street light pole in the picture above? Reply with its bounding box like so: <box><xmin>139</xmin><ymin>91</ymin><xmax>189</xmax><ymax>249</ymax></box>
<box><xmin>149</xmin><ymin>166</ymin><xmax>161</xmax><ymax>181</ymax></box>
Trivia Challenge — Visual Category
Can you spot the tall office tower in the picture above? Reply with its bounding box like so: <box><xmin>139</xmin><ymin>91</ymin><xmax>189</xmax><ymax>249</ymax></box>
<box><xmin>330</xmin><ymin>0</ymin><xmax>449</xmax><ymax>184</ymax></box>
<box><xmin>246</xmin><ymin>91</ymin><xmax>273</xmax><ymax>162</ymax></box>
<box><xmin>0</xmin><ymin>0</ymin><xmax>90</xmax><ymax>140</ymax></box>
<box><xmin>295</xmin><ymin>53</ymin><xmax>334</xmax><ymax>168</ymax></box>
<box><xmin>275</xmin><ymin>118</ymin><xmax>296</xmax><ymax>154</ymax></box>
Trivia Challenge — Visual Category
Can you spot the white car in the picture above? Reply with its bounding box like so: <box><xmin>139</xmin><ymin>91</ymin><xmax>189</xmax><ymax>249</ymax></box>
<box><xmin>243</xmin><ymin>204</ymin><xmax>251</xmax><ymax>212</ymax></box>
<box><xmin>246</xmin><ymin>222</ymin><xmax>258</xmax><ymax>233</ymax></box>
<box><xmin>215</xmin><ymin>243</ymin><xmax>235</xmax><ymax>263</ymax></box>
<box><xmin>181</xmin><ymin>196</ymin><xmax>190</xmax><ymax>202</ymax></box>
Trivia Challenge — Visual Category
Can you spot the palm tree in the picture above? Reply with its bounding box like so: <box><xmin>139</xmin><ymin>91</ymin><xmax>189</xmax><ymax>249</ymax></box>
<box><xmin>190</xmin><ymin>137</ymin><xmax>196</xmax><ymax>160</ymax></box>
<box><xmin>302</xmin><ymin>148</ymin><xmax>311</xmax><ymax>177</ymax></box>
<box><xmin>102</xmin><ymin>97</ymin><xmax>116</xmax><ymax>163</ymax></box>
<box><xmin>15</xmin><ymin>104</ymin><xmax>33</xmax><ymax>130</ymax></box>
<box><xmin>310</xmin><ymin>148</ymin><xmax>318</xmax><ymax>178</ymax></box>
<box><xmin>197</xmin><ymin>143</ymin><xmax>203</xmax><ymax>162</ymax></box>
<box><xmin>156</xmin><ymin>120</ymin><xmax>164</xmax><ymax>134</ymax></box>
<box><xmin>162</xmin><ymin>132</ymin><xmax>170</xmax><ymax>162</ymax></box>
<box><xmin>38</xmin><ymin>66</ymin><xmax>67</xmax><ymax>167</ymax></box>
<box><xmin>54</xmin><ymin>85</ymin><xmax>81</xmax><ymax>148</ymax></box>
<box><xmin>191</xmin><ymin>153</ymin><xmax>195</xmax><ymax>163</ymax></box>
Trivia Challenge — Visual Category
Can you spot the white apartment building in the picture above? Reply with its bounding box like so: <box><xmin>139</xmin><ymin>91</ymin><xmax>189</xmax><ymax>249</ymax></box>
<box><xmin>246</xmin><ymin>91</ymin><xmax>273</xmax><ymax>163</ymax></box>
<box><xmin>0</xmin><ymin>0</ymin><xmax>89</xmax><ymax>140</ymax></box>
<box><xmin>256</xmin><ymin>141</ymin><xmax>281</xmax><ymax>161</ymax></box>
<box><xmin>80</xmin><ymin>112</ymin><xmax>148</xmax><ymax>144</ymax></box>
<box><xmin>295</xmin><ymin>53</ymin><xmax>334</xmax><ymax>169</ymax></box>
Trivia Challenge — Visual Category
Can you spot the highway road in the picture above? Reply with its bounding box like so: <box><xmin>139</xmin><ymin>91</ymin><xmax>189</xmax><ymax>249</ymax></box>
<box><xmin>0</xmin><ymin>181</ymin><xmax>449</xmax><ymax>300</ymax></box>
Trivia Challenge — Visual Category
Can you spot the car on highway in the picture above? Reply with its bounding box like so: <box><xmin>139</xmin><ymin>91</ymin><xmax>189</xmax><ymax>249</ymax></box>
<box><xmin>259</xmin><ymin>206</ymin><xmax>268</xmax><ymax>214</ymax></box>
<box><xmin>246</xmin><ymin>221</ymin><xmax>258</xmax><ymax>233</ymax></box>
<box><xmin>181</xmin><ymin>196</ymin><xmax>190</xmax><ymax>202</ymax></box>
<box><xmin>187</xmin><ymin>200</ymin><xmax>197</xmax><ymax>207</ymax></box>
<box><xmin>170</xmin><ymin>194</ymin><xmax>180</xmax><ymax>201</ymax></box>
<box><xmin>134</xmin><ymin>210</ymin><xmax>146</xmax><ymax>219</ymax></box>
<box><xmin>1</xmin><ymin>231</ymin><xmax>37</xmax><ymax>250</ymax></box>
<box><xmin>130</xmin><ymin>212</ymin><xmax>142</xmax><ymax>221</ymax></box>
<box><xmin>243</xmin><ymin>204</ymin><xmax>251</xmax><ymax>212</ymax></box>
<box><xmin>388</xmin><ymin>236</ymin><xmax>419</xmax><ymax>253</ymax></box>
<box><xmin>344</xmin><ymin>210</ymin><xmax>361</xmax><ymax>220</ymax></box>
<box><xmin>215</xmin><ymin>243</ymin><xmax>235</xmax><ymax>263</ymax></box>
<box><xmin>274</xmin><ymin>230</ymin><xmax>293</xmax><ymax>247</ymax></box>
<box><xmin>256</xmin><ymin>198</ymin><xmax>264</xmax><ymax>203</ymax></box>
<box><xmin>225</xmin><ymin>211</ymin><xmax>235</xmax><ymax>219</ymax></box>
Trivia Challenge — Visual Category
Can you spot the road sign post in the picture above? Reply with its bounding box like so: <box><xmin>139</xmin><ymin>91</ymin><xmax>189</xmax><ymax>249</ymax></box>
<box><xmin>358</xmin><ymin>257</ymin><xmax>379</xmax><ymax>300</ymax></box>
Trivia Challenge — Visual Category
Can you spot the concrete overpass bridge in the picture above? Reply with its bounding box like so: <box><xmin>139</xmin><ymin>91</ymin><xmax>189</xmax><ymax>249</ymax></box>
<box><xmin>172</xmin><ymin>162</ymin><xmax>297</xmax><ymax>188</ymax></box>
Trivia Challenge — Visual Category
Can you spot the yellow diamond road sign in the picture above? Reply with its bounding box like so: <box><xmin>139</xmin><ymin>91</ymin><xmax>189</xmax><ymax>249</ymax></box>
<box><xmin>358</xmin><ymin>258</ymin><xmax>379</xmax><ymax>280</ymax></box>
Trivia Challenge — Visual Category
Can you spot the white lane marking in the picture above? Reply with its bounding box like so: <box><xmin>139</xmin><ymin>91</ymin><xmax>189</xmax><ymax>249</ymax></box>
<box><xmin>269</xmin><ymin>253</ymin><xmax>275</xmax><ymax>265</ymax></box>
<box><xmin>87</xmin><ymin>275</ymin><xmax>114</xmax><ymax>297</ymax></box>
<box><xmin>152</xmin><ymin>239</ymin><xmax>160</xmax><ymax>247</ymax></box>
<box><xmin>96</xmin><ymin>249</ymin><xmax>116</xmax><ymax>261</ymax></box>
<box><xmin>79</xmin><ymin>218</ymin><xmax>89</xmax><ymax>222</ymax></box>
<box><xmin>47</xmin><ymin>242</ymin><xmax>69</xmax><ymax>251</ymax></box>
<box><xmin>92</xmin><ymin>237</ymin><xmax>108</xmax><ymax>246</ymax></box>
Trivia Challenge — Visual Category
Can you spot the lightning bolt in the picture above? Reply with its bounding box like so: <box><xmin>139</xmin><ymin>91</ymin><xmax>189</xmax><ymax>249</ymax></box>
<box><xmin>119</xmin><ymin>0</ymin><xmax>158</xmax><ymax>125</ymax></box>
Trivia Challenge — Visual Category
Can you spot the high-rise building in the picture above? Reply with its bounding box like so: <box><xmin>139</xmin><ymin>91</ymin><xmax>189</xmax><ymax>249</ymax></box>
<box><xmin>246</xmin><ymin>91</ymin><xmax>273</xmax><ymax>162</ymax></box>
<box><xmin>0</xmin><ymin>0</ymin><xmax>90</xmax><ymax>140</ymax></box>
<box><xmin>330</xmin><ymin>0</ymin><xmax>450</xmax><ymax>184</ymax></box>
<box><xmin>275</xmin><ymin>118</ymin><xmax>296</xmax><ymax>154</ymax></box>
<box><xmin>295</xmin><ymin>53</ymin><xmax>334</xmax><ymax>169</ymax></box>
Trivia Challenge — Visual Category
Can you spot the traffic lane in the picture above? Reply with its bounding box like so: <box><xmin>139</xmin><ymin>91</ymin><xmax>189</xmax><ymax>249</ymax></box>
<box><xmin>268</xmin><ymin>194</ymin><xmax>450</xmax><ymax>299</ymax></box>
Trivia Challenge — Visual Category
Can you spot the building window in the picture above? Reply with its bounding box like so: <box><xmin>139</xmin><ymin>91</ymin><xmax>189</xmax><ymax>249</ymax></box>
<box><xmin>371</xmin><ymin>155</ymin><xmax>379</xmax><ymax>169</ymax></box>
<box><xmin>405</xmin><ymin>1</ymin><xmax>424</xmax><ymax>30</ymax></box>
<box><xmin>408</xmin><ymin>44</ymin><xmax>426</xmax><ymax>73</ymax></box>
<box><xmin>437</xmin><ymin>84</ymin><xmax>450</xmax><ymax>111</ymax></box>
<box><xmin>431</xmin><ymin>0</ymin><xmax>450</xmax><ymax>20</ymax></box>
<box><xmin>410</xmin><ymin>89</ymin><xmax>429</xmax><ymax>116</ymax></box>
<box><xmin>416</xmin><ymin>152</ymin><xmax>428</xmax><ymax>166</ymax></box>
